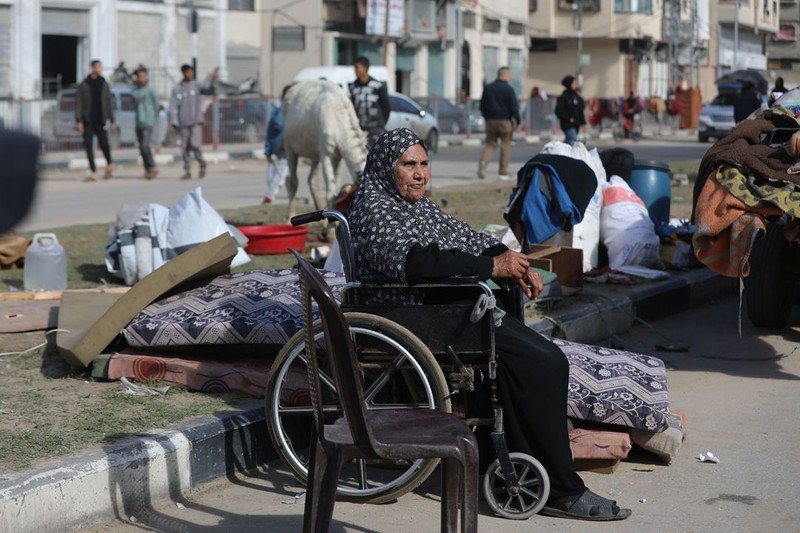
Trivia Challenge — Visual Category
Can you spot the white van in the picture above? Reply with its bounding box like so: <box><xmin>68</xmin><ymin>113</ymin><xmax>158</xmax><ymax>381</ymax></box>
<box><xmin>292</xmin><ymin>65</ymin><xmax>394</xmax><ymax>93</ymax></box>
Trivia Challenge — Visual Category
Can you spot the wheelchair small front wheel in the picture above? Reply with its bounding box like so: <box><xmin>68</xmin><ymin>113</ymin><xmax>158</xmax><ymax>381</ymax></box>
<box><xmin>483</xmin><ymin>452</ymin><xmax>550</xmax><ymax>520</ymax></box>
<box><xmin>266</xmin><ymin>312</ymin><xmax>450</xmax><ymax>504</ymax></box>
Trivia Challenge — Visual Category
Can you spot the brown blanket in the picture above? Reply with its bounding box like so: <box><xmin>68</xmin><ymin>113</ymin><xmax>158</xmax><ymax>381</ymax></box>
<box><xmin>693</xmin><ymin>173</ymin><xmax>782</xmax><ymax>277</ymax></box>
<box><xmin>692</xmin><ymin>110</ymin><xmax>800</xmax><ymax>222</ymax></box>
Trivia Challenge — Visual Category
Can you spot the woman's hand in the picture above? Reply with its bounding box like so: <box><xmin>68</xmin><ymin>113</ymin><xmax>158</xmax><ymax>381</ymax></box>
<box><xmin>492</xmin><ymin>250</ymin><xmax>544</xmax><ymax>300</ymax></box>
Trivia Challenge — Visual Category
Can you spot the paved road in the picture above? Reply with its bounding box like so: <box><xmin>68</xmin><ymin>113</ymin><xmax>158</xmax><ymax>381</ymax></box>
<box><xmin>83</xmin><ymin>295</ymin><xmax>800</xmax><ymax>532</ymax></box>
<box><xmin>19</xmin><ymin>139</ymin><xmax>709</xmax><ymax>232</ymax></box>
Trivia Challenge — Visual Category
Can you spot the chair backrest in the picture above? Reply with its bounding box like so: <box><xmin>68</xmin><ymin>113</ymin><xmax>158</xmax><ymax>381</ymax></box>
<box><xmin>292</xmin><ymin>250</ymin><xmax>374</xmax><ymax>449</ymax></box>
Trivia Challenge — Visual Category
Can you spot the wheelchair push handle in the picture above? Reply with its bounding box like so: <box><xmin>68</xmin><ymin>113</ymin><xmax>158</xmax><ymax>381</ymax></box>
<box><xmin>291</xmin><ymin>209</ymin><xmax>348</xmax><ymax>228</ymax></box>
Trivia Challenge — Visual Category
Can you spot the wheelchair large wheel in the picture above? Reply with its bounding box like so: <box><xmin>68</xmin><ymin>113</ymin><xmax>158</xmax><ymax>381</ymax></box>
<box><xmin>266</xmin><ymin>312</ymin><xmax>451</xmax><ymax>504</ymax></box>
<box><xmin>483</xmin><ymin>452</ymin><xmax>550</xmax><ymax>520</ymax></box>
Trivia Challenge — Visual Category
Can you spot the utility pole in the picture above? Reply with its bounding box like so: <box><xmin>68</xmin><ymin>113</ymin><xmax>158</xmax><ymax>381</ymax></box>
<box><xmin>689</xmin><ymin>0</ymin><xmax>696</xmax><ymax>87</ymax></box>
<box><xmin>733</xmin><ymin>0</ymin><xmax>740</xmax><ymax>71</ymax></box>
<box><xmin>382</xmin><ymin>0</ymin><xmax>391</xmax><ymax>65</ymax></box>
<box><xmin>576</xmin><ymin>0</ymin><xmax>584</xmax><ymax>88</ymax></box>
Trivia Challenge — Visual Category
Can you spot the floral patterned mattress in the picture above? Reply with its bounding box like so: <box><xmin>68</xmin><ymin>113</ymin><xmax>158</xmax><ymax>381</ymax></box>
<box><xmin>119</xmin><ymin>269</ymin><xmax>677</xmax><ymax>437</ymax></box>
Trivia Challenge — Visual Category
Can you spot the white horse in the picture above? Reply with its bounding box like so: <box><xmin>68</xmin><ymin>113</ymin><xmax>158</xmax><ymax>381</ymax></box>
<box><xmin>282</xmin><ymin>80</ymin><xmax>367</xmax><ymax>220</ymax></box>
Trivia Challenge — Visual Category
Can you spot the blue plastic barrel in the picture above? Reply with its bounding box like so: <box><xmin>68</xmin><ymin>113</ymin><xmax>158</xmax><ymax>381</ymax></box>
<box><xmin>628</xmin><ymin>160</ymin><xmax>671</xmax><ymax>226</ymax></box>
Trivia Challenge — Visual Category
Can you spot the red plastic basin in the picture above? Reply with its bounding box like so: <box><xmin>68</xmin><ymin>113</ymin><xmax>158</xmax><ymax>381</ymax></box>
<box><xmin>238</xmin><ymin>225</ymin><xmax>309</xmax><ymax>255</ymax></box>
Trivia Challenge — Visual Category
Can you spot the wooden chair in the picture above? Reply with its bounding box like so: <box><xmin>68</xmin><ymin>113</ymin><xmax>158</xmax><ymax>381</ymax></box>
<box><xmin>291</xmin><ymin>250</ymin><xmax>479</xmax><ymax>533</ymax></box>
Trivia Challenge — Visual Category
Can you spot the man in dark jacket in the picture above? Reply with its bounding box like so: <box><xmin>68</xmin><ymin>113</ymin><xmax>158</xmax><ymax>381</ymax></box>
<box><xmin>478</xmin><ymin>67</ymin><xmax>520</xmax><ymax>180</ymax></box>
<box><xmin>75</xmin><ymin>60</ymin><xmax>115</xmax><ymax>182</ymax></box>
<box><xmin>734</xmin><ymin>82</ymin><xmax>762</xmax><ymax>123</ymax></box>
<box><xmin>349</xmin><ymin>56</ymin><xmax>391</xmax><ymax>149</ymax></box>
<box><xmin>555</xmin><ymin>75</ymin><xmax>586</xmax><ymax>145</ymax></box>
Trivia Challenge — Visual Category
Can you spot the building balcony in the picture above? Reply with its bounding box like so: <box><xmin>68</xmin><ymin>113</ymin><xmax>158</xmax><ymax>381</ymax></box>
<box><xmin>717</xmin><ymin>0</ymin><xmax>779</xmax><ymax>33</ymax></box>
<box><xmin>528</xmin><ymin>0</ymin><xmax>665</xmax><ymax>41</ymax></box>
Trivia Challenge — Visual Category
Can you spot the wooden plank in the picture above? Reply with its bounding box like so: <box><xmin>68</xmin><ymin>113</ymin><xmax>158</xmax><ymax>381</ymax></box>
<box><xmin>528</xmin><ymin>246</ymin><xmax>562</xmax><ymax>259</ymax></box>
<box><xmin>0</xmin><ymin>300</ymin><xmax>58</xmax><ymax>333</ymax></box>
<box><xmin>56</xmin><ymin>234</ymin><xmax>238</xmax><ymax>368</ymax></box>
<box><xmin>0</xmin><ymin>287</ymin><xmax>130</xmax><ymax>302</ymax></box>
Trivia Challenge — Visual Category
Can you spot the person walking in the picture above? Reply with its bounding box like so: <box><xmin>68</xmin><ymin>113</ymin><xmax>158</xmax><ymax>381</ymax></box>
<box><xmin>734</xmin><ymin>82</ymin><xmax>762</xmax><ymax>123</ymax></box>
<box><xmin>263</xmin><ymin>86</ymin><xmax>290</xmax><ymax>204</ymax></box>
<box><xmin>75</xmin><ymin>60</ymin><xmax>115</xmax><ymax>182</ymax></box>
<box><xmin>131</xmin><ymin>66</ymin><xmax>160</xmax><ymax>180</ymax></box>
<box><xmin>769</xmin><ymin>77</ymin><xmax>786</xmax><ymax>107</ymax></box>
<box><xmin>169</xmin><ymin>64</ymin><xmax>212</xmax><ymax>180</ymax></box>
<box><xmin>348</xmin><ymin>56</ymin><xmax>391</xmax><ymax>149</ymax></box>
<box><xmin>555</xmin><ymin>75</ymin><xmax>586</xmax><ymax>145</ymax></box>
<box><xmin>477</xmin><ymin>67</ymin><xmax>520</xmax><ymax>181</ymax></box>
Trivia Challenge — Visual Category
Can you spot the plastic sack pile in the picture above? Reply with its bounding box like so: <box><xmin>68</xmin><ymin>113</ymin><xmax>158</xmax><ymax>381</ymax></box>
<box><xmin>104</xmin><ymin>187</ymin><xmax>250</xmax><ymax>286</ymax></box>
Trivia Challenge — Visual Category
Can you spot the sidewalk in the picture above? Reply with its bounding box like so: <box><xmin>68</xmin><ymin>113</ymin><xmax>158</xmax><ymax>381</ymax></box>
<box><xmin>39</xmin><ymin>126</ymin><xmax>698</xmax><ymax>172</ymax></box>
<box><xmin>0</xmin><ymin>267</ymin><xmax>735</xmax><ymax>533</ymax></box>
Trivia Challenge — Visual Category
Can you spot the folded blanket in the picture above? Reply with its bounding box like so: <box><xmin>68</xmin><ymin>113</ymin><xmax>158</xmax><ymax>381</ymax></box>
<box><xmin>692</xmin><ymin>174</ymin><xmax>782</xmax><ymax>277</ymax></box>
<box><xmin>692</xmin><ymin>109</ymin><xmax>800</xmax><ymax>222</ymax></box>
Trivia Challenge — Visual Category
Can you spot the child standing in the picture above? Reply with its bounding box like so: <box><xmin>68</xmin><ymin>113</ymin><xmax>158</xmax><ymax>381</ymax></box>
<box><xmin>263</xmin><ymin>87</ymin><xmax>290</xmax><ymax>204</ymax></box>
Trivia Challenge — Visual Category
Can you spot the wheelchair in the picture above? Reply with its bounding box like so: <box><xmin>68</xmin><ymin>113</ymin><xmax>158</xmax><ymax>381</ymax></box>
<box><xmin>265</xmin><ymin>209</ymin><xmax>550</xmax><ymax>519</ymax></box>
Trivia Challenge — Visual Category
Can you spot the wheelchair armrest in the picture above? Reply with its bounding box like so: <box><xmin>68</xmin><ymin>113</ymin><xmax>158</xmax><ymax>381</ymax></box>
<box><xmin>360</xmin><ymin>272</ymin><xmax>480</xmax><ymax>286</ymax></box>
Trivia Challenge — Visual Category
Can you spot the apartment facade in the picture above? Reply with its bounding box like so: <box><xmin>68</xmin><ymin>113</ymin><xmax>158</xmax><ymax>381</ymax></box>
<box><xmin>766</xmin><ymin>0</ymin><xmax>800</xmax><ymax>87</ymax></box>
<box><xmin>1</xmin><ymin>0</ymin><xmax>227</xmax><ymax>102</ymax></box>
<box><xmin>527</xmin><ymin>0</ymin><xmax>681</xmax><ymax>100</ymax></box>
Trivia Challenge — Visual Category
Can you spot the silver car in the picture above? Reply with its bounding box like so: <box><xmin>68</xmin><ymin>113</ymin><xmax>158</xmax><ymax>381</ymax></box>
<box><xmin>385</xmin><ymin>93</ymin><xmax>440</xmax><ymax>153</ymax></box>
<box><xmin>697</xmin><ymin>93</ymin><xmax>737</xmax><ymax>143</ymax></box>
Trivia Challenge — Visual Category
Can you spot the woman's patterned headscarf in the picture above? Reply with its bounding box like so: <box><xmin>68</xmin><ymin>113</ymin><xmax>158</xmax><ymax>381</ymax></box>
<box><xmin>348</xmin><ymin>128</ymin><xmax>499</xmax><ymax>282</ymax></box>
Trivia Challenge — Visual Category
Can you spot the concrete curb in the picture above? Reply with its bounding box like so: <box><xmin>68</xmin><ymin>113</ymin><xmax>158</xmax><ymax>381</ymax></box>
<box><xmin>0</xmin><ymin>269</ymin><xmax>735</xmax><ymax>533</ymax></box>
<box><xmin>40</xmin><ymin>128</ymin><xmax>700</xmax><ymax>171</ymax></box>
<box><xmin>0</xmin><ymin>404</ymin><xmax>272</xmax><ymax>533</ymax></box>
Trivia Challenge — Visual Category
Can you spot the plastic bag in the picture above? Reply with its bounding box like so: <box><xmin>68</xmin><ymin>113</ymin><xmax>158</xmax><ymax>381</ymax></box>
<box><xmin>540</xmin><ymin>141</ymin><xmax>605</xmax><ymax>272</ymax></box>
<box><xmin>167</xmin><ymin>187</ymin><xmax>250</xmax><ymax>268</ymax></box>
<box><xmin>600</xmin><ymin>176</ymin><xmax>662</xmax><ymax>269</ymax></box>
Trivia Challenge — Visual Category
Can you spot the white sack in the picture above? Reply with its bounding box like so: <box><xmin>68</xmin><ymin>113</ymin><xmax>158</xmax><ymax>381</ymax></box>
<box><xmin>600</xmin><ymin>175</ymin><xmax>662</xmax><ymax>269</ymax></box>
<box><xmin>167</xmin><ymin>187</ymin><xmax>250</xmax><ymax>268</ymax></box>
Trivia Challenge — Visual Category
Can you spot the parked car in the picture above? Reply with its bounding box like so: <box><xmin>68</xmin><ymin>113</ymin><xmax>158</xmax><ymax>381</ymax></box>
<box><xmin>416</xmin><ymin>97</ymin><xmax>485</xmax><ymax>134</ymax></box>
<box><xmin>54</xmin><ymin>85</ymin><xmax>170</xmax><ymax>149</ymax></box>
<box><xmin>386</xmin><ymin>93</ymin><xmax>440</xmax><ymax>153</ymax></box>
<box><xmin>697</xmin><ymin>93</ymin><xmax>737</xmax><ymax>143</ymax></box>
<box><xmin>202</xmin><ymin>95</ymin><xmax>269</xmax><ymax>144</ymax></box>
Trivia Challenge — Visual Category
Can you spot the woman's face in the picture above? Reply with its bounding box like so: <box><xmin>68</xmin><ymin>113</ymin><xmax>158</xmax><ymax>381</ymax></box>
<box><xmin>393</xmin><ymin>143</ymin><xmax>430</xmax><ymax>203</ymax></box>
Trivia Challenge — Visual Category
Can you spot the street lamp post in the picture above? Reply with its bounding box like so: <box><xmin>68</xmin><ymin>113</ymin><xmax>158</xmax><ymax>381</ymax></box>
<box><xmin>576</xmin><ymin>0</ymin><xmax>584</xmax><ymax>88</ymax></box>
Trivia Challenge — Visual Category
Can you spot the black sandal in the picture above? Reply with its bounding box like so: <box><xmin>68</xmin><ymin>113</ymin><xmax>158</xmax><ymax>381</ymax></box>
<box><xmin>541</xmin><ymin>490</ymin><xmax>632</xmax><ymax>521</ymax></box>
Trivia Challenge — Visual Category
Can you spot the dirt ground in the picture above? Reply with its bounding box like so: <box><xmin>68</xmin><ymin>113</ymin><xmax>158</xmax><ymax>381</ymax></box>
<box><xmin>0</xmin><ymin>177</ymin><xmax>696</xmax><ymax>475</ymax></box>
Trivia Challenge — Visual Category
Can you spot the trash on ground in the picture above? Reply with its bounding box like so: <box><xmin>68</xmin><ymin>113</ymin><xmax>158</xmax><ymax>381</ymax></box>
<box><xmin>281</xmin><ymin>492</ymin><xmax>306</xmax><ymax>505</ymax></box>
<box><xmin>697</xmin><ymin>451</ymin><xmax>720</xmax><ymax>464</ymax></box>
<box><xmin>119</xmin><ymin>376</ymin><xmax>170</xmax><ymax>396</ymax></box>
<box><xmin>632</xmin><ymin>465</ymin><xmax>656</xmax><ymax>472</ymax></box>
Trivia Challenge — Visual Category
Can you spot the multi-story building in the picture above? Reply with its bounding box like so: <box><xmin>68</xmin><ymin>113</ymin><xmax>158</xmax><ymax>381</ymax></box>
<box><xmin>766</xmin><ymin>0</ymin><xmax>800</xmax><ymax>87</ymax></box>
<box><xmin>1</xmin><ymin>0</ymin><xmax>228</xmax><ymax>102</ymax></box>
<box><xmin>252</xmin><ymin>0</ymin><xmax>528</xmax><ymax>101</ymax></box>
<box><xmin>527</xmin><ymin>0</ymin><xmax>689</xmax><ymax>100</ymax></box>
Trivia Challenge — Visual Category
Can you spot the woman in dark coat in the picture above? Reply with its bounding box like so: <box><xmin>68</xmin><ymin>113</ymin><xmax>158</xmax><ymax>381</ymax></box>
<box><xmin>347</xmin><ymin>128</ymin><xmax>631</xmax><ymax>521</ymax></box>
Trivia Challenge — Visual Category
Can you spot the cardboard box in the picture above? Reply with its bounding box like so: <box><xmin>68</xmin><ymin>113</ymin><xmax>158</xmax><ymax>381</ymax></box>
<box><xmin>528</xmin><ymin>245</ymin><xmax>584</xmax><ymax>294</ymax></box>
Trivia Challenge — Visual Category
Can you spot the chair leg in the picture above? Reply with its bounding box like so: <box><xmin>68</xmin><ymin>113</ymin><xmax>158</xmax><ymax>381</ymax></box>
<box><xmin>461</xmin><ymin>446</ymin><xmax>480</xmax><ymax>533</ymax></box>
<box><xmin>441</xmin><ymin>458</ymin><xmax>459</xmax><ymax>533</ymax></box>
<box><xmin>303</xmin><ymin>442</ymin><xmax>343</xmax><ymax>533</ymax></box>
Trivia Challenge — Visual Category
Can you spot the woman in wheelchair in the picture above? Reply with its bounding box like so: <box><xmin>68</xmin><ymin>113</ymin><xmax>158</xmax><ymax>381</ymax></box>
<box><xmin>348</xmin><ymin>128</ymin><xmax>632</xmax><ymax>521</ymax></box>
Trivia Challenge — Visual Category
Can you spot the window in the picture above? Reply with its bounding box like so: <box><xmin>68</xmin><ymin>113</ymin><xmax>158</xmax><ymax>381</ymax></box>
<box><xmin>529</xmin><ymin>0</ymin><xmax>537</xmax><ymax>12</ymax></box>
<box><xmin>558</xmin><ymin>0</ymin><xmax>600</xmax><ymax>12</ymax></box>
<box><xmin>390</xmin><ymin>95</ymin><xmax>420</xmax><ymax>115</ymax></box>
<box><xmin>120</xmin><ymin>94</ymin><xmax>136</xmax><ymax>112</ymax></box>
<box><xmin>508</xmin><ymin>22</ymin><xmax>525</xmax><ymax>36</ymax></box>
<box><xmin>614</xmin><ymin>0</ymin><xmax>652</xmax><ymax>14</ymax></box>
<box><xmin>530</xmin><ymin>38</ymin><xmax>557</xmax><ymax>52</ymax></box>
<box><xmin>483</xmin><ymin>17</ymin><xmax>500</xmax><ymax>33</ymax></box>
<box><xmin>229</xmin><ymin>0</ymin><xmax>254</xmax><ymax>10</ymax></box>
<box><xmin>463</xmin><ymin>11</ymin><xmax>476</xmax><ymax>29</ymax></box>
<box><xmin>273</xmin><ymin>26</ymin><xmax>305</xmax><ymax>51</ymax></box>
